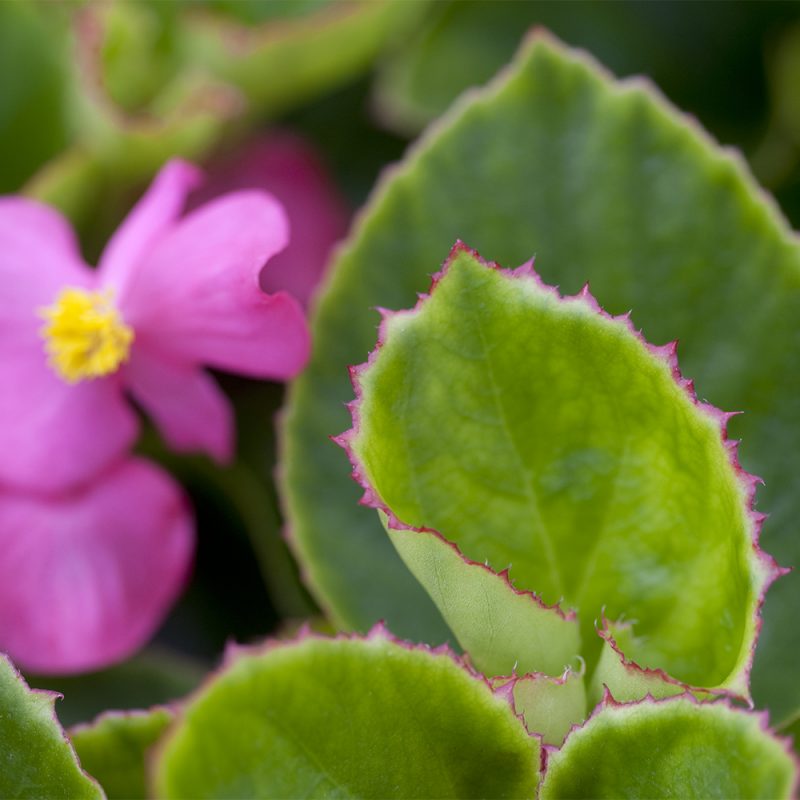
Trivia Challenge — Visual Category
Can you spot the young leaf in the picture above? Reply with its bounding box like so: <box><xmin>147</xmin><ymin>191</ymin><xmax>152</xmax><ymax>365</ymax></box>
<box><xmin>0</xmin><ymin>654</ymin><xmax>102</xmax><ymax>799</ymax></box>
<box><xmin>589</xmin><ymin>619</ymin><xmax>706</xmax><ymax>706</ymax></box>
<box><xmin>539</xmin><ymin>696</ymin><xmax>798</xmax><ymax>799</ymax></box>
<box><xmin>154</xmin><ymin>629</ymin><xmax>540</xmax><ymax>799</ymax></box>
<box><xmin>340</xmin><ymin>245</ymin><xmax>775</xmax><ymax>698</ymax></box>
<box><xmin>381</xmin><ymin>512</ymin><xmax>580</xmax><ymax>679</ymax></box>
<box><xmin>281</xmin><ymin>32</ymin><xmax>800</xmax><ymax>717</ymax></box>
<box><xmin>493</xmin><ymin>670</ymin><xmax>587</xmax><ymax>746</ymax></box>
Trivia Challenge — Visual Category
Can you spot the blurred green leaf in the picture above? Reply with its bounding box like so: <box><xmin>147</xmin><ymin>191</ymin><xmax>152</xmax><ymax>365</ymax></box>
<box><xmin>0</xmin><ymin>1</ymin><xmax>71</xmax><ymax>191</ymax></box>
<box><xmin>374</xmin><ymin>0</ymin><xmax>797</xmax><ymax>147</ymax></box>
<box><xmin>70</xmin><ymin>708</ymin><xmax>173</xmax><ymax>800</ymax></box>
<box><xmin>0</xmin><ymin>655</ymin><xmax>102</xmax><ymax>799</ymax></box>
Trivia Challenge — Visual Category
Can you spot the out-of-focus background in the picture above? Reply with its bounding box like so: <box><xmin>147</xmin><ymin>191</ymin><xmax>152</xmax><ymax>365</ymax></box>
<box><xmin>5</xmin><ymin>0</ymin><xmax>800</xmax><ymax>724</ymax></box>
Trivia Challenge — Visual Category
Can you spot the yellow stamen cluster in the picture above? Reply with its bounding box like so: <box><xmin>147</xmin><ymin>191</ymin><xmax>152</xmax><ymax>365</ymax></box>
<box><xmin>39</xmin><ymin>288</ymin><xmax>134</xmax><ymax>384</ymax></box>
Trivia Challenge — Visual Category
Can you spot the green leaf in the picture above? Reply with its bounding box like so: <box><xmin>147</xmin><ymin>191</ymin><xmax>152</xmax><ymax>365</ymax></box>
<box><xmin>494</xmin><ymin>671</ymin><xmax>587</xmax><ymax>746</ymax></box>
<box><xmin>29</xmin><ymin>0</ymin><xmax>427</xmax><ymax>234</ymax></box>
<box><xmin>185</xmin><ymin>0</ymin><xmax>430</xmax><ymax>116</ymax></box>
<box><xmin>343</xmin><ymin>245</ymin><xmax>771</xmax><ymax>697</ymax></box>
<box><xmin>589</xmin><ymin>621</ymin><xmax>701</xmax><ymax>706</ymax></box>
<box><xmin>154</xmin><ymin>630</ymin><xmax>541</xmax><ymax>799</ymax></box>
<box><xmin>70</xmin><ymin>709</ymin><xmax>173</xmax><ymax>800</ymax></box>
<box><xmin>374</xmin><ymin>1</ymin><xmax>792</xmax><ymax>144</ymax></box>
<box><xmin>383</xmin><ymin>513</ymin><xmax>580</xmax><ymax>678</ymax></box>
<box><xmin>281</xmin><ymin>33</ymin><xmax>800</xmax><ymax>717</ymax></box>
<box><xmin>539</xmin><ymin>696</ymin><xmax>798</xmax><ymax>799</ymax></box>
<box><xmin>0</xmin><ymin>1</ymin><xmax>71</xmax><ymax>191</ymax></box>
<box><xmin>0</xmin><ymin>654</ymin><xmax>102</xmax><ymax>799</ymax></box>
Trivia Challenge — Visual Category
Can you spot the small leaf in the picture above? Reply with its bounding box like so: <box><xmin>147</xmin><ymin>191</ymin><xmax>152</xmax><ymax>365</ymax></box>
<box><xmin>539</xmin><ymin>696</ymin><xmax>799</xmax><ymax>799</ymax></box>
<box><xmin>154</xmin><ymin>628</ymin><xmax>540</xmax><ymax>799</ymax></box>
<box><xmin>0</xmin><ymin>654</ymin><xmax>102</xmax><ymax>799</ymax></box>
<box><xmin>70</xmin><ymin>709</ymin><xmax>172</xmax><ymax>800</ymax></box>
<box><xmin>342</xmin><ymin>245</ymin><xmax>775</xmax><ymax>698</ymax></box>
<box><xmin>382</xmin><ymin>512</ymin><xmax>580</xmax><ymax>678</ymax></box>
<box><xmin>494</xmin><ymin>670</ymin><xmax>587</xmax><ymax>746</ymax></box>
<box><xmin>589</xmin><ymin>619</ymin><xmax>705</xmax><ymax>706</ymax></box>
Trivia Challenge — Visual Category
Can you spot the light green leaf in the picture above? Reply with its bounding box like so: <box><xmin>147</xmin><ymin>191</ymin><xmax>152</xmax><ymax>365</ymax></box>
<box><xmin>0</xmin><ymin>654</ymin><xmax>103</xmax><ymax>799</ymax></box>
<box><xmin>589</xmin><ymin>621</ymin><xmax>699</xmax><ymax>706</ymax></box>
<box><xmin>154</xmin><ymin>630</ymin><xmax>541</xmax><ymax>799</ymax></box>
<box><xmin>383</xmin><ymin>513</ymin><xmax>580</xmax><ymax>678</ymax></box>
<box><xmin>539</xmin><ymin>697</ymin><xmax>798</xmax><ymax>799</ymax></box>
<box><xmin>281</xmin><ymin>33</ymin><xmax>800</xmax><ymax>717</ymax></box>
<box><xmin>69</xmin><ymin>709</ymin><xmax>172</xmax><ymax>800</ymax></box>
<box><xmin>343</xmin><ymin>246</ymin><xmax>770</xmax><ymax>697</ymax></box>
<box><xmin>494</xmin><ymin>671</ymin><xmax>587</xmax><ymax>746</ymax></box>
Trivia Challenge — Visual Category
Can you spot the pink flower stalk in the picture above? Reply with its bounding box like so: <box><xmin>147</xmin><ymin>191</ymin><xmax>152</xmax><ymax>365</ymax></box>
<box><xmin>190</xmin><ymin>130</ymin><xmax>350</xmax><ymax>307</ymax></box>
<box><xmin>0</xmin><ymin>159</ymin><xmax>309</xmax><ymax>493</ymax></box>
<box><xmin>0</xmin><ymin>160</ymin><xmax>310</xmax><ymax>672</ymax></box>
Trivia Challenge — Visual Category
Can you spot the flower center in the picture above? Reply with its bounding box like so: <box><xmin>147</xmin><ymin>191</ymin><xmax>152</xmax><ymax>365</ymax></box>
<box><xmin>39</xmin><ymin>288</ymin><xmax>134</xmax><ymax>383</ymax></box>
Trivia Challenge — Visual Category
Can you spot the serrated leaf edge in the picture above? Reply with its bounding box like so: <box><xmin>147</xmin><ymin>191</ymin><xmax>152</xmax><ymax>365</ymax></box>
<box><xmin>0</xmin><ymin>653</ymin><xmax>105</xmax><ymax>797</ymax></box>
<box><xmin>149</xmin><ymin>621</ymin><xmax>540</xmax><ymax>795</ymax></box>
<box><xmin>335</xmin><ymin>240</ymin><xmax>784</xmax><ymax>704</ymax></box>
<box><xmin>541</xmin><ymin>688</ymin><xmax>800</xmax><ymax>799</ymax></box>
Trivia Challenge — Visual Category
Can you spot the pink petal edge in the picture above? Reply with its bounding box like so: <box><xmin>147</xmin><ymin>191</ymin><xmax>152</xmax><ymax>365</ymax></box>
<box><xmin>98</xmin><ymin>160</ymin><xmax>203</xmax><ymax>296</ymax></box>
<box><xmin>124</xmin><ymin>346</ymin><xmax>234</xmax><ymax>464</ymax></box>
<box><xmin>122</xmin><ymin>191</ymin><xmax>310</xmax><ymax>379</ymax></box>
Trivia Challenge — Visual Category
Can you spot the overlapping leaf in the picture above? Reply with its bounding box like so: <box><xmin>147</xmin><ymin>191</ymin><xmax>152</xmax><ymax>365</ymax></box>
<box><xmin>282</xmin><ymin>33</ymin><xmax>800</xmax><ymax>718</ymax></box>
<box><xmin>339</xmin><ymin>245</ymin><xmax>775</xmax><ymax>704</ymax></box>
<box><xmin>154</xmin><ymin>629</ymin><xmax>540</xmax><ymax>799</ymax></box>
<box><xmin>70</xmin><ymin>708</ymin><xmax>172</xmax><ymax>800</ymax></box>
<box><xmin>540</xmin><ymin>695</ymin><xmax>798</xmax><ymax>799</ymax></box>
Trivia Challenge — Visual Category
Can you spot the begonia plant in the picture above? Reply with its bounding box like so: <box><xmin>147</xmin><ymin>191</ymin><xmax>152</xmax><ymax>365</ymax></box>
<box><xmin>2</xmin><ymin>16</ymin><xmax>800</xmax><ymax>800</ymax></box>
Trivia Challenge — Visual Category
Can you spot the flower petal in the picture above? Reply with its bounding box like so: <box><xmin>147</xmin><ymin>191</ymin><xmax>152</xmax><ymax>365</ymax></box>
<box><xmin>125</xmin><ymin>347</ymin><xmax>234</xmax><ymax>463</ymax></box>
<box><xmin>0</xmin><ymin>349</ymin><xmax>138</xmax><ymax>493</ymax></box>
<box><xmin>122</xmin><ymin>192</ymin><xmax>310</xmax><ymax>379</ymax></box>
<box><xmin>98</xmin><ymin>160</ymin><xmax>203</xmax><ymax>296</ymax></box>
<box><xmin>0</xmin><ymin>458</ymin><xmax>194</xmax><ymax>674</ymax></box>
<box><xmin>0</xmin><ymin>197</ymin><xmax>91</xmax><ymax>339</ymax></box>
<box><xmin>189</xmin><ymin>132</ymin><xmax>349</xmax><ymax>306</ymax></box>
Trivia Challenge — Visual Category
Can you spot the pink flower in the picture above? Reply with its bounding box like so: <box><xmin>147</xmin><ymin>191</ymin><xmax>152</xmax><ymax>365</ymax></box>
<box><xmin>0</xmin><ymin>159</ymin><xmax>309</xmax><ymax>493</ymax></box>
<box><xmin>0</xmin><ymin>459</ymin><xmax>193</xmax><ymax>673</ymax></box>
<box><xmin>190</xmin><ymin>130</ymin><xmax>349</xmax><ymax>307</ymax></box>
<box><xmin>0</xmin><ymin>160</ymin><xmax>310</xmax><ymax>673</ymax></box>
